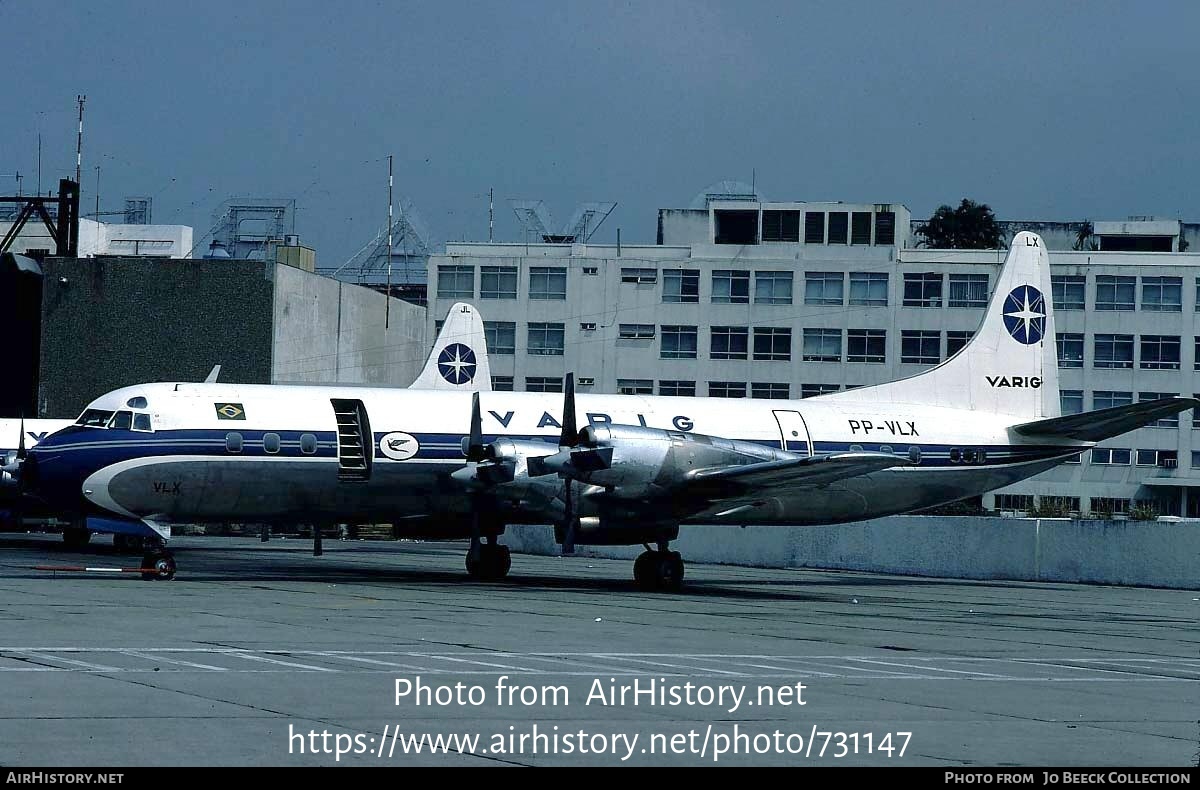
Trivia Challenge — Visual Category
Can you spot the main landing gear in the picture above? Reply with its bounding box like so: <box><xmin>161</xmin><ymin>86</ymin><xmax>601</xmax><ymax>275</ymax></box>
<box><xmin>633</xmin><ymin>542</ymin><xmax>685</xmax><ymax>592</ymax></box>
<box><xmin>140</xmin><ymin>540</ymin><xmax>176</xmax><ymax>581</ymax></box>
<box><xmin>61</xmin><ymin>525</ymin><xmax>91</xmax><ymax>549</ymax></box>
<box><xmin>465</xmin><ymin>536</ymin><xmax>511</xmax><ymax>581</ymax></box>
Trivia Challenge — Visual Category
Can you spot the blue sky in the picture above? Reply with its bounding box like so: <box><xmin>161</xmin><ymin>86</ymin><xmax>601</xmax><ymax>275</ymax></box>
<box><xmin>3</xmin><ymin>1</ymin><xmax>1197</xmax><ymax>263</ymax></box>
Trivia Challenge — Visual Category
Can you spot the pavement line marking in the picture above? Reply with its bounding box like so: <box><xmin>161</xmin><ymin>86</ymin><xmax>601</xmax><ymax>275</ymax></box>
<box><xmin>1011</xmin><ymin>659</ymin><xmax>1186</xmax><ymax>681</ymax></box>
<box><xmin>17</xmin><ymin>652</ymin><xmax>121</xmax><ymax>672</ymax></box>
<box><xmin>751</xmin><ymin>656</ymin><xmax>921</xmax><ymax>677</ymax></box>
<box><xmin>313</xmin><ymin>653</ymin><xmax>434</xmax><ymax>672</ymax></box>
<box><xmin>228</xmin><ymin>653</ymin><xmax>336</xmax><ymax>672</ymax></box>
<box><xmin>119</xmin><ymin>650</ymin><xmax>228</xmax><ymax>671</ymax></box>
<box><xmin>409</xmin><ymin>654</ymin><xmax>540</xmax><ymax>672</ymax></box>
<box><xmin>487</xmin><ymin>653</ymin><xmax>648</xmax><ymax>675</ymax></box>
<box><xmin>596</xmin><ymin>655</ymin><xmax>748</xmax><ymax>676</ymax></box>
<box><xmin>846</xmin><ymin>657</ymin><xmax>1010</xmax><ymax>678</ymax></box>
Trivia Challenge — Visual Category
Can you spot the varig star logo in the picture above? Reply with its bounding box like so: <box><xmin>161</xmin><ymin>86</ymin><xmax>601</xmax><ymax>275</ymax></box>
<box><xmin>1002</xmin><ymin>285</ymin><xmax>1046</xmax><ymax>345</ymax></box>
<box><xmin>437</xmin><ymin>343</ymin><xmax>477</xmax><ymax>385</ymax></box>
<box><xmin>214</xmin><ymin>402</ymin><xmax>246</xmax><ymax>420</ymax></box>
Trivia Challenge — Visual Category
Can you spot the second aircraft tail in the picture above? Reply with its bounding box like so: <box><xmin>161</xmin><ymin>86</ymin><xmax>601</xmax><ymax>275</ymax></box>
<box><xmin>409</xmin><ymin>302</ymin><xmax>492</xmax><ymax>391</ymax></box>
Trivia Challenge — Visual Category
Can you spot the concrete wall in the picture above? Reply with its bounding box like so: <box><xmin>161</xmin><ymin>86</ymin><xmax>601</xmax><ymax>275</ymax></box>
<box><xmin>502</xmin><ymin>516</ymin><xmax>1200</xmax><ymax>589</ymax></box>
<box><xmin>39</xmin><ymin>256</ymin><xmax>275</xmax><ymax>418</ymax></box>
<box><xmin>271</xmin><ymin>263</ymin><xmax>426</xmax><ymax>386</ymax></box>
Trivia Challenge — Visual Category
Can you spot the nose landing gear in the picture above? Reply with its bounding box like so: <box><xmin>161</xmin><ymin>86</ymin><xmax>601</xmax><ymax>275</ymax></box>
<box><xmin>140</xmin><ymin>540</ymin><xmax>176</xmax><ymax>581</ymax></box>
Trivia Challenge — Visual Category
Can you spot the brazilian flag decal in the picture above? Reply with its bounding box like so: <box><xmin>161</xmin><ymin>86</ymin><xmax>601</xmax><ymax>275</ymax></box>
<box><xmin>215</xmin><ymin>403</ymin><xmax>246</xmax><ymax>420</ymax></box>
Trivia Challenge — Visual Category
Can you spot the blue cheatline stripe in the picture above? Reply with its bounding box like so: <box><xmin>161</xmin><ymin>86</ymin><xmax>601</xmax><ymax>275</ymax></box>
<box><xmin>29</xmin><ymin>427</ymin><xmax>1084</xmax><ymax>470</ymax></box>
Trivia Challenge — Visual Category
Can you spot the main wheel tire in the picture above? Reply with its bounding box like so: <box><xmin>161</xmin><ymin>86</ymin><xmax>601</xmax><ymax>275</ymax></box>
<box><xmin>62</xmin><ymin>527</ymin><xmax>91</xmax><ymax>549</ymax></box>
<box><xmin>656</xmin><ymin>551</ymin><xmax>684</xmax><ymax>592</ymax></box>
<box><xmin>141</xmin><ymin>552</ymin><xmax>176</xmax><ymax>581</ymax></box>
<box><xmin>466</xmin><ymin>544</ymin><xmax>512</xmax><ymax>581</ymax></box>
<box><xmin>633</xmin><ymin>550</ymin><xmax>659</xmax><ymax>590</ymax></box>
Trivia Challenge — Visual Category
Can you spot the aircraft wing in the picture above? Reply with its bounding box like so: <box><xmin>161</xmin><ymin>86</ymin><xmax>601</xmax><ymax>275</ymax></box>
<box><xmin>1012</xmin><ymin>397</ymin><xmax>1200</xmax><ymax>442</ymax></box>
<box><xmin>686</xmin><ymin>451</ymin><xmax>906</xmax><ymax>495</ymax></box>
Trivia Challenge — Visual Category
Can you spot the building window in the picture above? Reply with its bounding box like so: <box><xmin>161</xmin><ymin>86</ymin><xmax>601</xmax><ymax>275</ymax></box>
<box><xmin>874</xmin><ymin>212</ymin><xmax>896</xmax><ymax>245</ymax></box>
<box><xmin>1093</xmin><ymin>391</ymin><xmax>1133</xmax><ymax>410</ymax></box>
<box><xmin>616</xmin><ymin>379</ymin><xmax>653</xmax><ymax>395</ymax></box>
<box><xmin>903</xmin><ymin>273</ymin><xmax>942</xmax><ymax>307</ymax></box>
<box><xmin>618</xmin><ymin>324</ymin><xmax>655</xmax><ymax>340</ymax></box>
<box><xmin>801</xmin><ymin>383</ymin><xmax>840</xmax><ymax>398</ymax></box>
<box><xmin>1139</xmin><ymin>392</ymin><xmax>1180</xmax><ymax>427</ymax></box>
<box><xmin>659</xmin><ymin>380</ymin><xmax>696</xmax><ymax>397</ymax></box>
<box><xmin>1090</xmin><ymin>448</ymin><xmax>1131</xmax><ymax>466</ymax></box>
<box><xmin>849</xmin><ymin>272</ymin><xmax>888</xmax><ymax>306</ymax></box>
<box><xmin>712</xmin><ymin>270</ymin><xmax>750</xmax><ymax>303</ymax></box>
<box><xmin>805</xmin><ymin>272</ymin><xmax>844</xmax><ymax>305</ymax></box>
<box><xmin>846</xmin><ymin>329</ymin><xmax>886</xmax><ymax>363</ymax></box>
<box><xmin>621</xmin><ymin>267</ymin><xmax>657</xmax><ymax>284</ymax></box>
<box><xmin>1095</xmin><ymin>275</ymin><xmax>1135</xmax><ymax>311</ymax></box>
<box><xmin>751</xmin><ymin>382</ymin><xmax>790</xmax><ymax>399</ymax></box>
<box><xmin>851</xmin><ymin>212</ymin><xmax>872</xmax><ymax>245</ymax></box>
<box><xmin>1090</xmin><ymin>497</ymin><xmax>1130</xmax><ymax>514</ymax></box>
<box><xmin>479</xmin><ymin>265</ymin><xmax>517</xmax><ymax>299</ymax></box>
<box><xmin>1136</xmin><ymin>449</ymin><xmax>1177</xmax><ymax>467</ymax></box>
<box><xmin>662</xmin><ymin>269</ymin><xmax>700</xmax><ymax>303</ymax></box>
<box><xmin>994</xmin><ymin>494</ymin><xmax>1034</xmax><ymax>512</ymax></box>
<box><xmin>802</xmin><ymin>328</ymin><xmax>841</xmax><ymax>362</ymax></box>
<box><xmin>827</xmin><ymin>212</ymin><xmax>848</xmax><ymax>244</ymax></box>
<box><xmin>1191</xmin><ymin>450</ymin><xmax>1200</xmax><ymax>468</ymax></box>
<box><xmin>708</xmin><ymin>381</ymin><xmax>746</xmax><ymax>398</ymax></box>
<box><xmin>491</xmin><ymin>375</ymin><xmax>514</xmax><ymax>391</ymax></box>
<box><xmin>582</xmin><ymin>266</ymin><xmax>598</xmax><ymax>275</ymax></box>
<box><xmin>436</xmin><ymin>264</ymin><xmax>473</xmax><ymax>298</ymax></box>
<box><xmin>1051</xmin><ymin>275</ymin><xmax>1086</xmax><ymax>310</ymax></box>
<box><xmin>1093</xmin><ymin>334</ymin><xmax>1134</xmax><ymax>369</ymax></box>
<box><xmin>1056</xmin><ymin>333</ymin><xmax>1084</xmax><ymax>368</ymax></box>
<box><xmin>527</xmin><ymin>322</ymin><xmax>564</xmax><ymax>356</ymax></box>
<box><xmin>529</xmin><ymin>267</ymin><xmax>567</xmax><ymax>300</ymax></box>
<box><xmin>526</xmin><ymin>377</ymin><xmax>563</xmax><ymax>392</ymax></box>
<box><xmin>660</xmin><ymin>325</ymin><xmax>698</xmax><ymax>359</ymax></box>
<box><xmin>1042</xmin><ymin>495</ymin><xmax>1081</xmax><ymax>511</ymax></box>
<box><xmin>484</xmin><ymin>321</ymin><xmax>516</xmax><ymax>355</ymax></box>
<box><xmin>710</xmin><ymin>326</ymin><xmax>748</xmax><ymax>360</ymax></box>
<box><xmin>753</xmin><ymin>327</ymin><xmax>792</xmax><ymax>361</ymax></box>
<box><xmin>948</xmin><ymin>274</ymin><xmax>989</xmax><ymax>308</ymax></box>
<box><xmin>901</xmin><ymin>330</ymin><xmax>941</xmax><ymax>364</ymax></box>
<box><xmin>1141</xmin><ymin>276</ymin><xmax>1182</xmax><ymax>311</ymax></box>
<box><xmin>804</xmin><ymin>212</ymin><xmax>825</xmax><ymax>244</ymax></box>
<box><xmin>714</xmin><ymin>209</ymin><xmax>759</xmax><ymax>244</ymax></box>
<box><xmin>946</xmin><ymin>330</ymin><xmax>973</xmax><ymax>357</ymax></box>
<box><xmin>1140</xmin><ymin>335</ymin><xmax>1181</xmax><ymax>370</ymax></box>
<box><xmin>1060</xmin><ymin>390</ymin><xmax>1084</xmax><ymax>415</ymax></box>
<box><xmin>762</xmin><ymin>210</ymin><xmax>800</xmax><ymax>242</ymax></box>
<box><xmin>754</xmin><ymin>271</ymin><xmax>793</xmax><ymax>304</ymax></box>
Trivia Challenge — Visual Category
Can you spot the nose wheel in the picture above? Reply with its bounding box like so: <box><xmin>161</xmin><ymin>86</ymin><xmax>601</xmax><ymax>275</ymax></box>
<box><xmin>140</xmin><ymin>550</ymin><xmax>177</xmax><ymax>581</ymax></box>
<box><xmin>633</xmin><ymin>547</ymin><xmax>685</xmax><ymax>592</ymax></box>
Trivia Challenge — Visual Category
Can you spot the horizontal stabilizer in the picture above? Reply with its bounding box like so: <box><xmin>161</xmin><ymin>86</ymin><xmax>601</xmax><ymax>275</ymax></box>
<box><xmin>1012</xmin><ymin>397</ymin><xmax>1200</xmax><ymax>442</ymax></box>
<box><xmin>688</xmin><ymin>451</ymin><xmax>906</xmax><ymax>492</ymax></box>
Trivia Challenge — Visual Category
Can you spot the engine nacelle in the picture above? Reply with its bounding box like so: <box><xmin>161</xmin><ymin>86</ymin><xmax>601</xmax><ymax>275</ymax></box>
<box><xmin>554</xmin><ymin>516</ymin><xmax>678</xmax><ymax>546</ymax></box>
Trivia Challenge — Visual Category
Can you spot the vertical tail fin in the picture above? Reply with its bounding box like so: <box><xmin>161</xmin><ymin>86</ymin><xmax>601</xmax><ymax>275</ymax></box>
<box><xmin>827</xmin><ymin>231</ymin><xmax>1058</xmax><ymax>418</ymax></box>
<box><xmin>409</xmin><ymin>302</ymin><xmax>493</xmax><ymax>391</ymax></box>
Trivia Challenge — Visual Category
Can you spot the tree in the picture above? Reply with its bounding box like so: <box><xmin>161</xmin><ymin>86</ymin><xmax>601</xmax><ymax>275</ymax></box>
<box><xmin>916</xmin><ymin>198</ymin><xmax>1003</xmax><ymax>249</ymax></box>
<box><xmin>1073</xmin><ymin>221</ymin><xmax>1098</xmax><ymax>251</ymax></box>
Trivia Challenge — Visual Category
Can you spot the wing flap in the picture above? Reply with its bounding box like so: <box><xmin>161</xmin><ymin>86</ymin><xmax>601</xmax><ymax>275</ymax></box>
<box><xmin>687</xmin><ymin>451</ymin><xmax>906</xmax><ymax>492</ymax></box>
<box><xmin>1012</xmin><ymin>397</ymin><xmax>1200</xmax><ymax>442</ymax></box>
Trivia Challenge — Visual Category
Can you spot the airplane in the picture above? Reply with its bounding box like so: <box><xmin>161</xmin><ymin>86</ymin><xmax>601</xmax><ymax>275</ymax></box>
<box><xmin>0</xmin><ymin>301</ymin><xmax>492</xmax><ymax>551</ymax></box>
<box><xmin>8</xmin><ymin>232</ymin><xmax>1195</xmax><ymax>589</ymax></box>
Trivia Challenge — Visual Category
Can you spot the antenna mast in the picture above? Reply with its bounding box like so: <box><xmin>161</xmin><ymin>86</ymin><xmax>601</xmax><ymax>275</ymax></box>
<box><xmin>385</xmin><ymin>154</ymin><xmax>393</xmax><ymax>329</ymax></box>
<box><xmin>75</xmin><ymin>95</ymin><xmax>86</xmax><ymax>185</ymax></box>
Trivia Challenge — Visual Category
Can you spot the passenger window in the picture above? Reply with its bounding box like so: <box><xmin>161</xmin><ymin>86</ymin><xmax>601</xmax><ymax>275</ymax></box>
<box><xmin>849</xmin><ymin>444</ymin><xmax>863</xmax><ymax>452</ymax></box>
<box><xmin>263</xmin><ymin>433</ymin><xmax>281</xmax><ymax>454</ymax></box>
<box><xmin>879</xmin><ymin>445</ymin><xmax>893</xmax><ymax>454</ymax></box>
<box><xmin>977</xmin><ymin>450</ymin><xmax>987</xmax><ymax>464</ymax></box>
<box><xmin>949</xmin><ymin>448</ymin><xmax>962</xmax><ymax>463</ymax></box>
<box><xmin>908</xmin><ymin>446</ymin><xmax>922</xmax><ymax>464</ymax></box>
<box><xmin>132</xmin><ymin>413</ymin><xmax>152</xmax><ymax>432</ymax></box>
<box><xmin>963</xmin><ymin>448</ymin><xmax>977</xmax><ymax>464</ymax></box>
<box><xmin>226</xmin><ymin>432</ymin><xmax>244</xmax><ymax>453</ymax></box>
<box><xmin>300</xmin><ymin>433</ymin><xmax>317</xmax><ymax>455</ymax></box>
<box><xmin>109</xmin><ymin>411</ymin><xmax>133</xmax><ymax>430</ymax></box>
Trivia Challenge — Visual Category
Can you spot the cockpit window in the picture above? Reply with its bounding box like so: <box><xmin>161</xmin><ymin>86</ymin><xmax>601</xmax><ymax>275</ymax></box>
<box><xmin>126</xmin><ymin>396</ymin><xmax>148</xmax><ymax>409</ymax></box>
<box><xmin>132</xmin><ymin>413</ymin><xmax>152</xmax><ymax>432</ymax></box>
<box><xmin>108</xmin><ymin>411</ymin><xmax>133</xmax><ymax>430</ymax></box>
<box><xmin>76</xmin><ymin>409</ymin><xmax>115</xmax><ymax>428</ymax></box>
